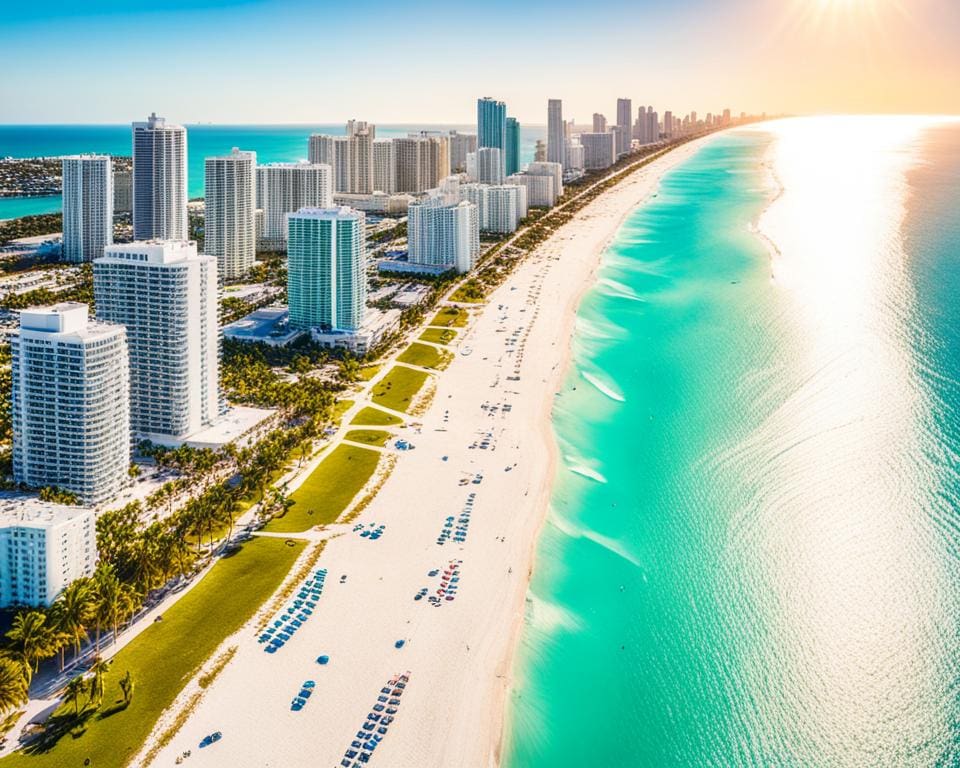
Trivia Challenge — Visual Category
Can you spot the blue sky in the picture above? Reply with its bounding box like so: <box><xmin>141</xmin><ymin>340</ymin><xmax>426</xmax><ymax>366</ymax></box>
<box><xmin>1</xmin><ymin>0</ymin><xmax>957</xmax><ymax>123</ymax></box>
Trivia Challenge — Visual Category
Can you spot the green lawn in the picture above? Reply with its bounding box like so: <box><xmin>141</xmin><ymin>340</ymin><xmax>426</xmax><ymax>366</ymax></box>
<box><xmin>430</xmin><ymin>307</ymin><xmax>469</xmax><ymax>328</ymax></box>
<box><xmin>344</xmin><ymin>429</ymin><xmax>391</xmax><ymax>447</ymax></box>
<box><xmin>419</xmin><ymin>327</ymin><xmax>457</xmax><ymax>345</ymax></box>
<box><xmin>357</xmin><ymin>365</ymin><xmax>381</xmax><ymax>382</ymax></box>
<box><xmin>370</xmin><ymin>366</ymin><xmax>430</xmax><ymax>413</ymax></box>
<box><xmin>396</xmin><ymin>343</ymin><xmax>451</xmax><ymax>370</ymax></box>
<box><xmin>6</xmin><ymin>537</ymin><xmax>304</xmax><ymax>768</ymax></box>
<box><xmin>264</xmin><ymin>444</ymin><xmax>380</xmax><ymax>532</ymax></box>
<box><xmin>349</xmin><ymin>407</ymin><xmax>403</xmax><ymax>427</ymax></box>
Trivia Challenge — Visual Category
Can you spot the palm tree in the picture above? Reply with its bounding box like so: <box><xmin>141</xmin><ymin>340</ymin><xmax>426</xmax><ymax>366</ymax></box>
<box><xmin>5</xmin><ymin>610</ymin><xmax>61</xmax><ymax>679</ymax></box>
<box><xmin>92</xmin><ymin>563</ymin><xmax>121</xmax><ymax>651</ymax></box>
<box><xmin>0</xmin><ymin>656</ymin><xmax>29</xmax><ymax>714</ymax></box>
<box><xmin>118</xmin><ymin>670</ymin><xmax>134</xmax><ymax>706</ymax></box>
<box><xmin>63</xmin><ymin>673</ymin><xmax>87</xmax><ymax>717</ymax></box>
<box><xmin>51</xmin><ymin>579</ymin><xmax>95</xmax><ymax>670</ymax></box>
<box><xmin>88</xmin><ymin>656</ymin><xmax>111</xmax><ymax>707</ymax></box>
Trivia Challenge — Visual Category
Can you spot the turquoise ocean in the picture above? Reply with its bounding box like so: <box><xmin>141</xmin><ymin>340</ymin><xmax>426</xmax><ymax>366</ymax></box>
<box><xmin>505</xmin><ymin>117</ymin><xmax>960</xmax><ymax>767</ymax></box>
<box><xmin>0</xmin><ymin>124</ymin><xmax>544</xmax><ymax>219</ymax></box>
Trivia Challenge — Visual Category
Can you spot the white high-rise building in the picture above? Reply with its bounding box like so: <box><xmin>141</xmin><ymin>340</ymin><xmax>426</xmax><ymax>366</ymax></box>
<box><xmin>347</xmin><ymin>121</ymin><xmax>375</xmax><ymax>194</ymax></box>
<box><xmin>95</xmin><ymin>241</ymin><xmax>219</xmax><ymax>444</ymax></box>
<box><xmin>547</xmin><ymin>99</ymin><xmax>565</xmax><ymax>168</ymax></box>
<box><xmin>12</xmin><ymin>303</ymin><xmax>130</xmax><ymax>506</ymax></box>
<box><xmin>62</xmin><ymin>155</ymin><xmax>113</xmax><ymax>263</ymax></box>
<box><xmin>592</xmin><ymin>113</ymin><xmax>607</xmax><ymax>133</ymax></box>
<box><xmin>287</xmin><ymin>208</ymin><xmax>366</xmax><ymax>332</ymax></box>
<box><xmin>506</xmin><ymin>172</ymin><xmax>557</xmax><ymax>208</ymax></box>
<box><xmin>373</xmin><ymin>139</ymin><xmax>396</xmax><ymax>194</ymax></box>
<box><xmin>461</xmin><ymin>184</ymin><xmax>527</xmax><ymax>234</ymax></box>
<box><xmin>308</xmin><ymin>134</ymin><xmax>350</xmax><ymax>192</ymax></box>
<box><xmin>205</xmin><ymin>148</ymin><xmax>256</xmax><ymax>280</ymax></box>
<box><xmin>580</xmin><ymin>132</ymin><xmax>617</xmax><ymax>170</ymax></box>
<box><xmin>132</xmin><ymin>113</ymin><xmax>187</xmax><ymax>241</ymax></box>
<box><xmin>255</xmin><ymin>163</ymin><xmax>332</xmax><ymax>251</ymax></box>
<box><xmin>527</xmin><ymin>161</ymin><xmax>564</xmax><ymax>198</ymax></box>
<box><xmin>564</xmin><ymin>139</ymin><xmax>585</xmax><ymax>172</ymax></box>
<box><xmin>663</xmin><ymin>110</ymin><xmax>674</xmax><ymax>138</ymax></box>
<box><xmin>408</xmin><ymin>190</ymin><xmax>479</xmax><ymax>275</ymax></box>
<box><xmin>0</xmin><ymin>500</ymin><xmax>98</xmax><ymax>608</ymax></box>
<box><xmin>476</xmin><ymin>147</ymin><xmax>504</xmax><ymax>185</ymax></box>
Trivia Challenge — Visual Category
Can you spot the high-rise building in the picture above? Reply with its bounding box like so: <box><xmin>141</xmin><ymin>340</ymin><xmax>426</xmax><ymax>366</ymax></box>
<box><xmin>346</xmin><ymin>121</ymin><xmax>375</xmax><ymax>194</ymax></box>
<box><xmin>564</xmin><ymin>139</ymin><xmax>585</xmax><ymax>172</ymax></box>
<box><xmin>592</xmin><ymin>113</ymin><xmax>607</xmax><ymax>133</ymax></box>
<box><xmin>0</xmin><ymin>501</ymin><xmax>97</xmax><ymax>608</ymax></box>
<box><xmin>255</xmin><ymin>163</ymin><xmax>332</xmax><ymax>251</ymax></box>
<box><xmin>113</xmin><ymin>168</ymin><xmax>132</xmax><ymax>214</ymax></box>
<box><xmin>95</xmin><ymin>241</ymin><xmax>219</xmax><ymax>444</ymax></box>
<box><xmin>527</xmin><ymin>161</ymin><xmax>564</xmax><ymax>198</ymax></box>
<box><xmin>547</xmin><ymin>99</ymin><xmax>565</xmax><ymax>168</ymax></box>
<box><xmin>308</xmin><ymin>134</ymin><xmax>351</xmax><ymax>192</ymax></box>
<box><xmin>663</xmin><ymin>111</ymin><xmax>674</xmax><ymax>138</ymax></box>
<box><xmin>534</xmin><ymin>140</ymin><xmax>547</xmax><ymax>163</ymax></box>
<box><xmin>722</xmin><ymin>108</ymin><xmax>731</xmax><ymax>125</ymax></box>
<box><xmin>61</xmin><ymin>155</ymin><xmax>113</xmax><ymax>263</ymax></box>
<box><xmin>580</xmin><ymin>132</ymin><xmax>617</xmax><ymax>170</ymax></box>
<box><xmin>408</xmin><ymin>189</ymin><xmax>479</xmax><ymax>275</ymax></box>
<box><xmin>394</xmin><ymin>136</ymin><xmax>447</xmax><ymax>194</ymax></box>
<box><xmin>506</xmin><ymin>173</ymin><xmax>556</xmax><ymax>208</ymax></box>
<box><xmin>373</xmin><ymin>139</ymin><xmax>396</xmax><ymax>193</ymax></box>
<box><xmin>12</xmin><ymin>303</ymin><xmax>130</xmax><ymax>506</ymax></box>
<box><xmin>287</xmin><ymin>207</ymin><xmax>366</xmax><ymax>332</ymax></box>
<box><xmin>205</xmin><ymin>148</ymin><xmax>256</xmax><ymax>280</ymax></box>
<box><xmin>132</xmin><ymin>113</ymin><xmax>187</xmax><ymax>241</ymax></box>
<box><xmin>476</xmin><ymin>147</ymin><xmax>504</xmax><ymax>185</ymax></box>
<box><xmin>648</xmin><ymin>108</ymin><xmax>660</xmax><ymax>143</ymax></box>
<box><xmin>448</xmin><ymin>131</ymin><xmax>478</xmax><ymax>173</ymax></box>
<box><xmin>616</xmin><ymin>98</ymin><xmax>633</xmax><ymax>156</ymax></box>
<box><xmin>505</xmin><ymin>117</ymin><xmax>520</xmax><ymax>177</ymax></box>
<box><xmin>460</xmin><ymin>184</ymin><xmax>527</xmax><ymax>234</ymax></box>
<box><xmin>477</xmin><ymin>97</ymin><xmax>507</xmax><ymax>168</ymax></box>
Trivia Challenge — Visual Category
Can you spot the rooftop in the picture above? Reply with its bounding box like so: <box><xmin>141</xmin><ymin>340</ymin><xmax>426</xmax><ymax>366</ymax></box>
<box><xmin>0</xmin><ymin>495</ymin><xmax>93</xmax><ymax>528</ymax></box>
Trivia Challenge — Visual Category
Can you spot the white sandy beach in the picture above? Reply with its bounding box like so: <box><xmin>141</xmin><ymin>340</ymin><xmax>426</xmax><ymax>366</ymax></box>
<box><xmin>146</xmin><ymin>134</ymin><xmax>720</xmax><ymax>768</ymax></box>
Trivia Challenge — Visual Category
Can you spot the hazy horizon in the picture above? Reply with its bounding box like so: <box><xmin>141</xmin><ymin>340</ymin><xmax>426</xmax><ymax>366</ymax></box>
<box><xmin>2</xmin><ymin>0</ymin><xmax>958</xmax><ymax>124</ymax></box>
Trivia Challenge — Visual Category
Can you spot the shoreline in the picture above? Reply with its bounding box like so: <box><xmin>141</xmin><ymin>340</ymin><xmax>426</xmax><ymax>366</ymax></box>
<box><xmin>144</xmin><ymin>132</ymin><xmax>727</xmax><ymax>768</ymax></box>
<box><xmin>490</xmin><ymin>132</ymin><xmax>725</xmax><ymax>767</ymax></box>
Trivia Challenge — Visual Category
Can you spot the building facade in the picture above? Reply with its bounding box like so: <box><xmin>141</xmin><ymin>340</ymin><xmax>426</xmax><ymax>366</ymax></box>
<box><xmin>205</xmin><ymin>148</ymin><xmax>256</xmax><ymax>280</ymax></box>
<box><xmin>505</xmin><ymin>117</ymin><xmax>520</xmax><ymax>177</ymax></box>
<box><xmin>547</xmin><ymin>99</ymin><xmax>565</xmax><ymax>168</ymax></box>
<box><xmin>616</xmin><ymin>98</ymin><xmax>633</xmax><ymax>156</ymax></box>
<box><xmin>408</xmin><ymin>191</ymin><xmax>479</xmax><ymax>275</ymax></box>
<box><xmin>373</xmin><ymin>139</ymin><xmax>396</xmax><ymax>193</ymax></box>
<box><xmin>394</xmin><ymin>136</ymin><xmax>447</xmax><ymax>194</ymax></box>
<box><xmin>0</xmin><ymin>501</ymin><xmax>98</xmax><ymax>608</ymax></box>
<box><xmin>62</xmin><ymin>155</ymin><xmax>113</xmax><ymax>263</ymax></box>
<box><xmin>448</xmin><ymin>131</ymin><xmax>477</xmax><ymax>173</ymax></box>
<box><xmin>477</xmin><ymin>97</ymin><xmax>507</xmax><ymax>163</ymax></box>
<box><xmin>11</xmin><ymin>303</ymin><xmax>130</xmax><ymax>506</ymax></box>
<box><xmin>255</xmin><ymin>163</ymin><xmax>333</xmax><ymax>251</ymax></box>
<box><xmin>113</xmin><ymin>168</ymin><xmax>132</xmax><ymax>214</ymax></box>
<box><xmin>132</xmin><ymin>113</ymin><xmax>187</xmax><ymax>241</ymax></box>
<box><xmin>507</xmin><ymin>172</ymin><xmax>557</xmax><ymax>208</ymax></box>
<box><xmin>580</xmin><ymin>132</ymin><xmax>617</xmax><ymax>170</ymax></box>
<box><xmin>475</xmin><ymin>147</ymin><xmax>504</xmax><ymax>185</ymax></box>
<box><xmin>287</xmin><ymin>207</ymin><xmax>367</xmax><ymax>332</ymax></box>
<box><xmin>95</xmin><ymin>241</ymin><xmax>220</xmax><ymax>444</ymax></box>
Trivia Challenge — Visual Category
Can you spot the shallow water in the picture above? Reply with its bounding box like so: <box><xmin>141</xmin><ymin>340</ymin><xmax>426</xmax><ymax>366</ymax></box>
<box><xmin>506</xmin><ymin>117</ymin><xmax>960</xmax><ymax>767</ymax></box>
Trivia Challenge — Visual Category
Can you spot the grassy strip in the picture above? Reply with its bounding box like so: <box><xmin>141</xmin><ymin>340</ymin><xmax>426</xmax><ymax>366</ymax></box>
<box><xmin>332</xmin><ymin>399</ymin><xmax>355</xmax><ymax>422</ymax></box>
<box><xmin>263</xmin><ymin>445</ymin><xmax>381</xmax><ymax>532</ymax></box>
<box><xmin>370</xmin><ymin>366</ymin><xmax>430</xmax><ymax>413</ymax></box>
<box><xmin>349</xmin><ymin>407</ymin><xmax>403</xmax><ymax>427</ymax></box>
<box><xmin>396</xmin><ymin>343</ymin><xmax>451</xmax><ymax>370</ymax></box>
<box><xmin>344</xmin><ymin>429</ymin><xmax>392</xmax><ymax>447</ymax></box>
<box><xmin>357</xmin><ymin>365</ymin><xmax>381</xmax><ymax>382</ymax></box>
<box><xmin>5</xmin><ymin>537</ymin><xmax>304</xmax><ymax>768</ymax></box>
<box><xmin>419</xmin><ymin>327</ymin><xmax>457</xmax><ymax>345</ymax></box>
<box><xmin>429</xmin><ymin>307</ymin><xmax>469</xmax><ymax>328</ymax></box>
<box><xmin>255</xmin><ymin>541</ymin><xmax>326</xmax><ymax>633</ymax></box>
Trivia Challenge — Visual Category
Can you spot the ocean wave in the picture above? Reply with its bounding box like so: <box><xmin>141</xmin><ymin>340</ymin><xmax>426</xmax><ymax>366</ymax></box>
<box><xmin>524</xmin><ymin>592</ymin><xmax>583</xmax><ymax>635</ymax></box>
<box><xmin>581</xmin><ymin>370</ymin><xmax>626</xmax><ymax>402</ymax></box>
<box><xmin>597</xmin><ymin>277</ymin><xmax>645</xmax><ymax>302</ymax></box>
<box><xmin>550</xmin><ymin>514</ymin><xmax>642</xmax><ymax>568</ymax></box>
<box><xmin>565</xmin><ymin>461</ymin><xmax>608</xmax><ymax>484</ymax></box>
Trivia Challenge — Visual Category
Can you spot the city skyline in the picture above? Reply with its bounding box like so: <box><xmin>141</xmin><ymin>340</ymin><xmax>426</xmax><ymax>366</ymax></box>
<box><xmin>1</xmin><ymin>0</ymin><xmax>958</xmax><ymax>124</ymax></box>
